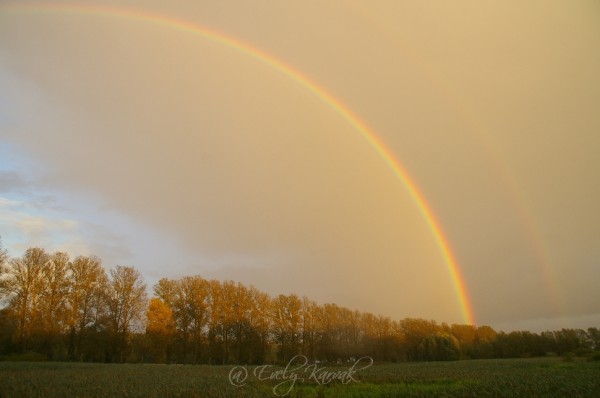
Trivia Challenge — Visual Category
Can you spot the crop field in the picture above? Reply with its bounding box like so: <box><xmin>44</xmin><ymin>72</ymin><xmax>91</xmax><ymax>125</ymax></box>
<box><xmin>0</xmin><ymin>357</ymin><xmax>599</xmax><ymax>397</ymax></box>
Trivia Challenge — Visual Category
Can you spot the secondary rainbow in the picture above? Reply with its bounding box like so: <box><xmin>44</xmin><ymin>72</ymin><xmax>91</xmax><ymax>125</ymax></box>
<box><xmin>353</xmin><ymin>5</ymin><xmax>565</xmax><ymax>317</ymax></box>
<box><xmin>1</xmin><ymin>2</ymin><xmax>476</xmax><ymax>325</ymax></box>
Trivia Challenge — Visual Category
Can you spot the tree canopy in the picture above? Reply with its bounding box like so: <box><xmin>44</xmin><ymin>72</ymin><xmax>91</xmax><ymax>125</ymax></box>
<box><xmin>0</xmin><ymin>243</ymin><xmax>597</xmax><ymax>363</ymax></box>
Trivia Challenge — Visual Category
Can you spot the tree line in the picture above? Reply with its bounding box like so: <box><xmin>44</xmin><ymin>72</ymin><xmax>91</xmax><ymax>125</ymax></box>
<box><xmin>0</xmin><ymin>244</ymin><xmax>598</xmax><ymax>364</ymax></box>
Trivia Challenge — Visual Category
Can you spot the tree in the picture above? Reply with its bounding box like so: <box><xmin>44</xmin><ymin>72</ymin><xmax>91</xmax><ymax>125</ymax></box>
<box><xmin>229</xmin><ymin>282</ymin><xmax>252</xmax><ymax>364</ymax></box>
<box><xmin>554</xmin><ymin>328</ymin><xmax>587</xmax><ymax>355</ymax></box>
<box><xmin>65</xmin><ymin>255</ymin><xmax>108</xmax><ymax>360</ymax></box>
<box><xmin>154</xmin><ymin>278</ymin><xmax>178</xmax><ymax>308</ymax></box>
<box><xmin>154</xmin><ymin>276</ymin><xmax>213</xmax><ymax>363</ymax></box>
<box><xmin>206</xmin><ymin>279</ymin><xmax>224</xmax><ymax>364</ymax></box>
<box><xmin>3</xmin><ymin>247</ymin><xmax>50</xmax><ymax>352</ymax></box>
<box><xmin>153</xmin><ymin>277</ymin><xmax>189</xmax><ymax>362</ymax></box>
<box><xmin>450</xmin><ymin>324</ymin><xmax>476</xmax><ymax>358</ymax></box>
<box><xmin>316</xmin><ymin>303</ymin><xmax>342</xmax><ymax>361</ymax></box>
<box><xmin>300</xmin><ymin>297</ymin><xmax>319</xmax><ymax>361</ymax></box>
<box><xmin>106</xmin><ymin>265</ymin><xmax>148</xmax><ymax>362</ymax></box>
<box><xmin>588</xmin><ymin>327</ymin><xmax>600</xmax><ymax>351</ymax></box>
<box><xmin>0</xmin><ymin>238</ymin><xmax>9</xmax><ymax>303</ymax></box>
<box><xmin>373</xmin><ymin>315</ymin><xmax>398</xmax><ymax>361</ymax></box>
<box><xmin>214</xmin><ymin>280</ymin><xmax>248</xmax><ymax>364</ymax></box>
<box><xmin>146</xmin><ymin>298</ymin><xmax>175</xmax><ymax>363</ymax></box>
<box><xmin>38</xmin><ymin>251</ymin><xmax>71</xmax><ymax>358</ymax></box>
<box><xmin>399</xmin><ymin>318</ymin><xmax>441</xmax><ymax>361</ymax></box>
<box><xmin>335</xmin><ymin>307</ymin><xmax>360</xmax><ymax>359</ymax></box>
<box><xmin>179</xmin><ymin>276</ymin><xmax>210</xmax><ymax>363</ymax></box>
<box><xmin>473</xmin><ymin>325</ymin><xmax>497</xmax><ymax>358</ymax></box>
<box><xmin>418</xmin><ymin>333</ymin><xmax>461</xmax><ymax>361</ymax></box>
<box><xmin>271</xmin><ymin>294</ymin><xmax>302</xmax><ymax>362</ymax></box>
<box><xmin>0</xmin><ymin>237</ymin><xmax>14</xmax><ymax>354</ymax></box>
<box><xmin>247</xmin><ymin>286</ymin><xmax>271</xmax><ymax>364</ymax></box>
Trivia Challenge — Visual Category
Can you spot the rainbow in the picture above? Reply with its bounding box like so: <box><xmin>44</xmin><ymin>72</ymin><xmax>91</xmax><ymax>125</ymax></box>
<box><xmin>351</xmin><ymin>3</ymin><xmax>565</xmax><ymax>317</ymax></box>
<box><xmin>1</xmin><ymin>2</ymin><xmax>476</xmax><ymax>324</ymax></box>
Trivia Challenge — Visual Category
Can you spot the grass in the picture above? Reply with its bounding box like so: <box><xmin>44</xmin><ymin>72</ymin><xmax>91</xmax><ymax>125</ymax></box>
<box><xmin>0</xmin><ymin>357</ymin><xmax>599</xmax><ymax>397</ymax></box>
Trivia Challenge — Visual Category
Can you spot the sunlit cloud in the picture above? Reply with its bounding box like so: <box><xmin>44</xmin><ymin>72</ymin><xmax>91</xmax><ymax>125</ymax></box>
<box><xmin>0</xmin><ymin>196</ymin><xmax>83</xmax><ymax>253</ymax></box>
<box><xmin>0</xmin><ymin>0</ymin><xmax>598</xmax><ymax>330</ymax></box>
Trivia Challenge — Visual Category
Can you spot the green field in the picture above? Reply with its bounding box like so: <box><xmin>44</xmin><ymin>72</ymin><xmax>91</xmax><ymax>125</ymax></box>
<box><xmin>0</xmin><ymin>357</ymin><xmax>598</xmax><ymax>397</ymax></box>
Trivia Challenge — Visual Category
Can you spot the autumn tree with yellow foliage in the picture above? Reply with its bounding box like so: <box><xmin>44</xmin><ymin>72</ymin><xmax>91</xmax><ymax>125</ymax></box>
<box><xmin>0</xmin><ymin>243</ymin><xmax>597</xmax><ymax>364</ymax></box>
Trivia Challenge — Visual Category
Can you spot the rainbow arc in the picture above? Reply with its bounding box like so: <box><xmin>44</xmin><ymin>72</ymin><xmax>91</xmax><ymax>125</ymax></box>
<box><xmin>1</xmin><ymin>2</ymin><xmax>476</xmax><ymax>325</ymax></box>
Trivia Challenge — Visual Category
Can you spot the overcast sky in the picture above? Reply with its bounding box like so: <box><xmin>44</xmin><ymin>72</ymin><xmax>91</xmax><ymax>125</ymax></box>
<box><xmin>1</xmin><ymin>0</ymin><xmax>599</xmax><ymax>332</ymax></box>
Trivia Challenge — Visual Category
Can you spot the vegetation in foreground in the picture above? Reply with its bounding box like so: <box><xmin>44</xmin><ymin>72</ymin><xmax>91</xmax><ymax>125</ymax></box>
<box><xmin>1</xmin><ymin>357</ymin><xmax>599</xmax><ymax>397</ymax></box>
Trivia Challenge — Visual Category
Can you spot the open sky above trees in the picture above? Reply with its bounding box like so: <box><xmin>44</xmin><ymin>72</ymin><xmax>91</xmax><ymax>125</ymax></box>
<box><xmin>1</xmin><ymin>0</ymin><xmax>599</xmax><ymax>332</ymax></box>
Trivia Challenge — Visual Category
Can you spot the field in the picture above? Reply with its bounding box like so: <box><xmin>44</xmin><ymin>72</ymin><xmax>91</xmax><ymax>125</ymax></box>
<box><xmin>0</xmin><ymin>357</ymin><xmax>599</xmax><ymax>397</ymax></box>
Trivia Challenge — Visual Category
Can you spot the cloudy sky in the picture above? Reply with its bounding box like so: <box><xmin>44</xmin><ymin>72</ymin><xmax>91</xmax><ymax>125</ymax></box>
<box><xmin>1</xmin><ymin>0</ymin><xmax>599</xmax><ymax>331</ymax></box>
